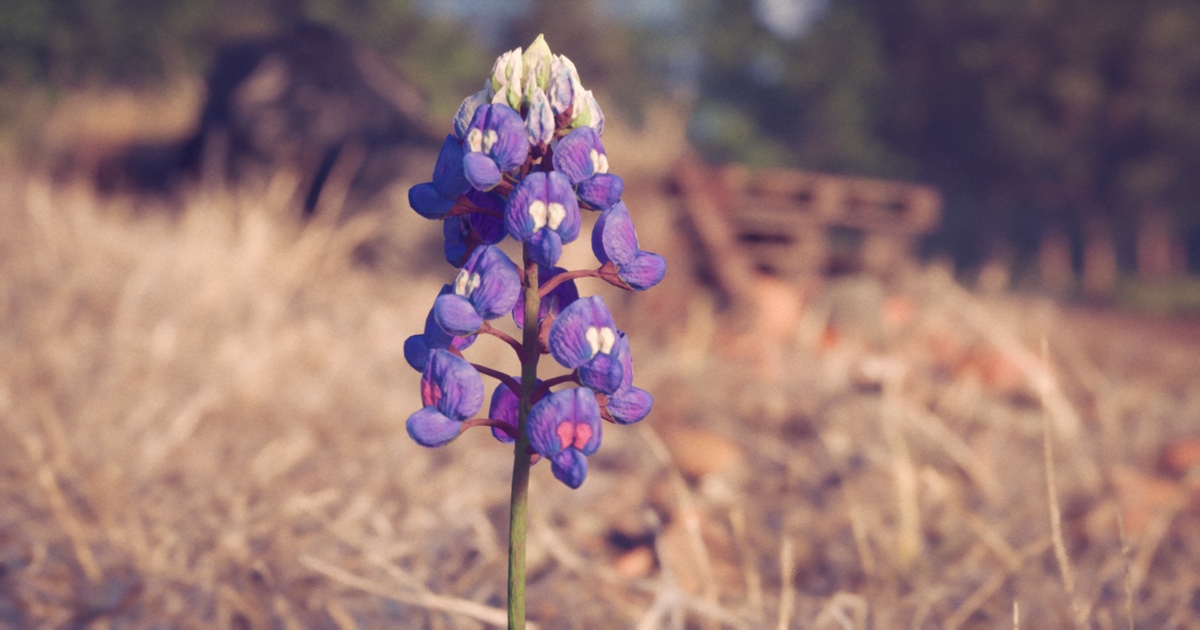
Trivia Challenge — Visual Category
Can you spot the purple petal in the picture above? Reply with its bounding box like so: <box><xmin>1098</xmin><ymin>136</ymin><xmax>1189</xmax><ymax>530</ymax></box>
<box><xmin>433</xmin><ymin>294</ymin><xmax>484</xmax><ymax>337</ymax></box>
<box><xmin>458</xmin><ymin>246</ymin><xmax>520</xmax><ymax>319</ymax></box>
<box><xmin>443</xmin><ymin>216</ymin><xmax>471</xmax><ymax>267</ymax></box>
<box><xmin>529</xmin><ymin>228</ymin><xmax>563</xmax><ymax>269</ymax></box>
<box><xmin>488</xmin><ymin>380</ymin><xmax>522</xmax><ymax>443</ymax></box>
<box><xmin>527</xmin><ymin>388</ymin><xmax>602</xmax><ymax>457</ymax></box>
<box><xmin>577</xmin><ymin>174</ymin><xmax>623</xmax><ymax>210</ymax></box>
<box><xmin>463</xmin><ymin>152</ymin><xmax>502</xmax><ymax>191</ymax></box>
<box><xmin>578</xmin><ymin>351</ymin><xmax>624</xmax><ymax>394</ymax></box>
<box><xmin>406</xmin><ymin>407</ymin><xmax>462</xmax><ymax>447</ymax></box>
<box><xmin>550</xmin><ymin>449</ymin><xmax>589</xmax><ymax>489</ymax></box>
<box><xmin>432</xmin><ymin>135</ymin><xmax>469</xmax><ymax>198</ymax></box>
<box><xmin>409</xmin><ymin>182</ymin><xmax>455</xmax><ymax>219</ymax></box>
<box><xmin>607</xmin><ymin>387</ymin><xmax>653</xmax><ymax>425</ymax></box>
<box><xmin>553</xmin><ymin>127</ymin><xmax>605</xmax><ymax>184</ymax></box>
<box><xmin>619</xmin><ymin>251</ymin><xmax>667</xmax><ymax>291</ymax></box>
<box><xmin>423</xmin><ymin>350</ymin><xmax>484</xmax><ymax>421</ymax></box>
<box><xmin>467</xmin><ymin>104</ymin><xmax>529</xmax><ymax>172</ymax></box>
<box><xmin>505</xmin><ymin>172</ymin><xmax>581</xmax><ymax>245</ymax></box>
<box><xmin>548</xmin><ymin>296</ymin><xmax>618</xmax><ymax>369</ymax></box>
<box><xmin>403</xmin><ymin>334</ymin><xmax>431</xmax><ymax>372</ymax></box>
<box><xmin>526</xmin><ymin>87</ymin><xmax>554</xmax><ymax>146</ymax></box>
<box><xmin>592</xmin><ymin>202</ymin><xmax>639</xmax><ymax>266</ymax></box>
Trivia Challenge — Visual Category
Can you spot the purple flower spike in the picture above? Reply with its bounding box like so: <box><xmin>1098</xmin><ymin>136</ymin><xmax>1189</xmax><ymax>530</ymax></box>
<box><xmin>406</xmin><ymin>350</ymin><xmax>484</xmax><ymax>447</ymax></box>
<box><xmin>409</xmin><ymin>135</ymin><xmax>470</xmax><ymax>219</ymax></box>
<box><xmin>513</xmin><ymin>266</ymin><xmax>580</xmax><ymax>329</ymax></box>
<box><xmin>527</xmin><ymin>388</ymin><xmax>602</xmax><ymax>488</ymax></box>
<box><xmin>548</xmin><ymin>296</ymin><xmax>625</xmax><ymax>393</ymax></box>
<box><xmin>404</xmin><ymin>285</ymin><xmax>477</xmax><ymax>372</ymax></box>
<box><xmin>505</xmin><ymin>171</ymin><xmax>580</xmax><ymax>268</ymax></box>
<box><xmin>553</xmin><ymin>127</ymin><xmax>623</xmax><ymax>210</ymax></box>
<box><xmin>462</xmin><ymin>104</ymin><xmax>529</xmax><ymax>191</ymax></box>
<box><xmin>434</xmin><ymin>245</ymin><xmax>522</xmax><ymax>336</ymax></box>
<box><xmin>593</xmin><ymin>202</ymin><xmax>667</xmax><ymax>291</ymax></box>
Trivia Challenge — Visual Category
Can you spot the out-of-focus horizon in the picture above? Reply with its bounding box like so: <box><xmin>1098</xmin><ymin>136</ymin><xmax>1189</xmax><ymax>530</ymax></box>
<box><xmin>6</xmin><ymin>0</ymin><xmax>1200</xmax><ymax>302</ymax></box>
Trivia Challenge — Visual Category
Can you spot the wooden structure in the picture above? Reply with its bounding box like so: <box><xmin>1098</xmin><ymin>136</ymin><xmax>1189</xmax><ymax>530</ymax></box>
<box><xmin>674</xmin><ymin>156</ymin><xmax>942</xmax><ymax>299</ymax></box>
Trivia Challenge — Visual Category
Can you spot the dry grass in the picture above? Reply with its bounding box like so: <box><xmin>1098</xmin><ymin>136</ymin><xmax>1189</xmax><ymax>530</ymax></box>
<box><xmin>2</xmin><ymin>114</ymin><xmax>1200</xmax><ymax>628</ymax></box>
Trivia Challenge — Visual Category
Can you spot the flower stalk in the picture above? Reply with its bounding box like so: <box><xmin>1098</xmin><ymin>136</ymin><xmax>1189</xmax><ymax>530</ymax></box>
<box><xmin>401</xmin><ymin>35</ymin><xmax>665</xmax><ymax>628</ymax></box>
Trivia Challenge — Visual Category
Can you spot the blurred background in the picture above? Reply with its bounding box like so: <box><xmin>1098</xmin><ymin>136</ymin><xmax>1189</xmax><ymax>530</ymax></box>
<box><xmin>3</xmin><ymin>0</ymin><xmax>1200</xmax><ymax>627</ymax></box>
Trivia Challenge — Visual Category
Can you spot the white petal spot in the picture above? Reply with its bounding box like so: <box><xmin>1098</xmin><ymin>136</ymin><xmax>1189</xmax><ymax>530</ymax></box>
<box><xmin>547</xmin><ymin>202</ymin><xmax>566</xmax><ymax>230</ymax></box>
<box><xmin>453</xmin><ymin>270</ymin><xmax>482</xmax><ymax>297</ymax></box>
<box><xmin>483</xmin><ymin>129</ymin><xmax>499</xmax><ymax>153</ymax></box>
<box><xmin>590</xmin><ymin>149</ymin><xmax>608</xmax><ymax>174</ymax></box>
<box><xmin>585</xmin><ymin>326</ymin><xmax>602</xmax><ymax>358</ymax></box>
<box><xmin>584</xmin><ymin>326</ymin><xmax>617</xmax><ymax>358</ymax></box>
<box><xmin>598</xmin><ymin>327</ymin><xmax>616</xmax><ymax>354</ymax></box>
<box><xmin>466</xmin><ymin>128</ymin><xmax>483</xmax><ymax>153</ymax></box>
<box><xmin>528</xmin><ymin>200</ymin><xmax>548</xmax><ymax>230</ymax></box>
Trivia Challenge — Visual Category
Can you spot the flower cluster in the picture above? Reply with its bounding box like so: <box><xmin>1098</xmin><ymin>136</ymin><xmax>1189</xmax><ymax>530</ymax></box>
<box><xmin>403</xmin><ymin>35</ymin><xmax>665</xmax><ymax>489</ymax></box>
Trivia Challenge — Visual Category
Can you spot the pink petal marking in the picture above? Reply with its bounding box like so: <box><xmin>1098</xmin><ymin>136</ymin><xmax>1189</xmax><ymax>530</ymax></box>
<box><xmin>555</xmin><ymin>421</ymin><xmax>574</xmax><ymax>452</ymax></box>
<box><xmin>572</xmin><ymin>424</ymin><xmax>592</xmax><ymax>450</ymax></box>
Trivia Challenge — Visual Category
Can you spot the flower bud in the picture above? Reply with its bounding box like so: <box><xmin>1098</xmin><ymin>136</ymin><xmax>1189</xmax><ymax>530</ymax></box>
<box><xmin>522</xmin><ymin>34</ymin><xmax>553</xmax><ymax>91</ymax></box>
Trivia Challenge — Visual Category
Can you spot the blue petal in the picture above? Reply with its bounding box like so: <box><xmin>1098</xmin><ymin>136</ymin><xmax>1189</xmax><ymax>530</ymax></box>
<box><xmin>577</xmin><ymin>174</ymin><xmax>623</xmax><ymax>210</ymax></box>
<box><xmin>592</xmin><ymin>202</ymin><xmax>639</xmax><ymax>266</ymax></box>
<box><xmin>529</xmin><ymin>228</ymin><xmax>563</xmax><ymax>268</ymax></box>
<box><xmin>443</xmin><ymin>216</ymin><xmax>470</xmax><ymax>267</ymax></box>
<box><xmin>526</xmin><ymin>388</ymin><xmax>602</xmax><ymax>459</ymax></box>
<box><xmin>403</xmin><ymin>334</ymin><xmax>430</xmax><ymax>372</ymax></box>
<box><xmin>619</xmin><ymin>251</ymin><xmax>667</xmax><ymax>291</ymax></box>
<box><xmin>409</xmin><ymin>182</ymin><xmax>455</xmax><ymax>219</ymax></box>
<box><xmin>406</xmin><ymin>407</ymin><xmax>461</xmax><ymax>447</ymax></box>
<box><xmin>553</xmin><ymin>126</ymin><xmax>603</xmax><ymax>184</ymax></box>
<box><xmin>607</xmin><ymin>387</ymin><xmax>653</xmax><ymax>425</ymax></box>
<box><xmin>463</xmin><ymin>152</ymin><xmax>502</xmax><ymax>191</ymax></box>
<box><xmin>432</xmin><ymin>135</ymin><xmax>469</xmax><ymax>198</ymax></box>
<box><xmin>478</xmin><ymin>104</ymin><xmax>530</xmax><ymax>171</ymax></box>
<box><xmin>548</xmin><ymin>296</ymin><xmax>618</xmax><ymax>369</ymax></box>
<box><xmin>464</xmin><ymin>245</ymin><xmax>522</xmax><ymax>320</ymax></box>
<box><xmin>434</xmin><ymin>294</ymin><xmax>484</xmax><ymax>337</ymax></box>
<box><xmin>550</xmin><ymin>449</ymin><xmax>589</xmax><ymax>489</ymax></box>
<box><xmin>505</xmin><ymin>172</ymin><xmax>544</xmax><ymax>242</ymax></box>
<box><xmin>579</xmin><ymin>352</ymin><xmax>624</xmax><ymax>394</ymax></box>
<box><xmin>488</xmin><ymin>380</ymin><xmax>522</xmax><ymax>444</ymax></box>
<box><xmin>513</xmin><ymin>266</ymin><xmax>580</xmax><ymax>329</ymax></box>
<box><xmin>526</xmin><ymin>87</ymin><xmax>554</xmax><ymax>146</ymax></box>
<box><xmin>423</xmin><ymin>350</ymin><xmax>484</xmax><ymax>422</ymax></box>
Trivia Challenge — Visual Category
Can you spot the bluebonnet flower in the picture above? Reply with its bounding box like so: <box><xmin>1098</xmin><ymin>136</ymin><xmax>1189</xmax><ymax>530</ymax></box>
<box><xmin>453</xmin><ymin>89</ymin><xmax>489</xmax><ymax>141</ymax></box>
<box><xmin>602</xmin><ymin>332</ymin><xmax>653</xmax><ymax>425</ymax></box>
<box><xmin>527</xmin><ymin>388</ymin><xmax>603</xmax><ymax>488</ymax></box>
<box><xmin>593</xmin><ymin>202</ymin><xmax>667</xmax><ymax>291</ymax></box>
<box><xmin>548</xmin><ymin>55</ymin><xmax>582</xmax><ymax>121</ymax></box>
<box><xmin>442</xmin><ymin>191</ymin><xmax>506</xmax><ymax>267</ymax></box>
<box><xmin>462</xmin><ymin>104</ymin><xmax>529</xmax><ymax>192</ymax></box>
<box><xmin>408</xmin><ymin>135</ymin><xmax>470</xmax><ymax>219</ymax></box>
<box><xmin>407</xmin><ymin>349</ymin><xmax>485</xmax><ymax>447</ymax></box>
<box><xmin>489</xmin><ymin>48</ymin><xmax>524</xmax><ymax>110</ymax></box>
<box><xmin>547</xmin><ymin>296</ymin><xmax>624</xmax><ymax>394</ymax></box>
<box><xmin>513</xmin><ymin>265</ymin><xmax>580</xmax><ymax>329</ymax></box>
<box><xmin>434</xmin><ymin>245</ymin><xmax>522</xmax><ymax>336</ymax></box>
<box><xmin>487</xmin><ymin>378</ymin><xmax>541</xmax><ymax>444</ymax></box>
<box><xmin>506</xmin><ymin>171</ymin><xmax>580</xmax><ymax>268</ymax></box>
<box><xmin>553</xmin><ymin>126</ymin><xmax>622</xmax><ymax>210</ymax></box>
<box><xmin>404</xmin><ymin>285</ymin><xmax>477</xmax><ymax>372</ymax></box>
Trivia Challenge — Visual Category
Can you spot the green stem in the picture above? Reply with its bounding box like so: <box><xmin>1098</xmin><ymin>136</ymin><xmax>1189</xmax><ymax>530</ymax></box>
<box><xmin>508</xmin><ymin>245</ymin><xmax>540</xmax><ymax>629</ymax></box>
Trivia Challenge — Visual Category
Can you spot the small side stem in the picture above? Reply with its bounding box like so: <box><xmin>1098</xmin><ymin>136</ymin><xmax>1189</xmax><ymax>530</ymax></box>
<box><xmin>470</xmin><ymin>363</ymin><xmax>522</xmax><ymax>396</ymax></box>
<box><xmin>479</xmin><ymin>322</ymin><xmax>527</xmax><ymax>362</ymax></box>
<box><xmin>508</xmin><ymin>245</ymin><xmax>540</xmax><ymax>630</ymax></box>
<box><xmin>537</xmin><ymin>268</ymin><xmax>601</xmax><ymax>299</ymax></box>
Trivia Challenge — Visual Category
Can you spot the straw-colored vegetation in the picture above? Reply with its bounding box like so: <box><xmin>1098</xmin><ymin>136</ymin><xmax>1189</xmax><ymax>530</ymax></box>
<box><xmin>2</xmin><ymin>101</ymin><xmax>1200</xmax><ymax>629</ymax></box>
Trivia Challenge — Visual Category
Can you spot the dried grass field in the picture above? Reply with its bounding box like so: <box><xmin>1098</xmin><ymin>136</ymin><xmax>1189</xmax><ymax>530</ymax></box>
<box><xmin>3</xmin><ymin>96</ymin><xmax>1200</xmax><ymax>629</ymax></box>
